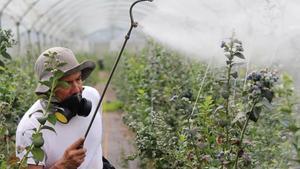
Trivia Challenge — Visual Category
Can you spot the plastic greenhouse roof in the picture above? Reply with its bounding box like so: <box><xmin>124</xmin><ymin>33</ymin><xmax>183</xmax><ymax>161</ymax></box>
<box><xmin>1</xmin><ymin>0</ymin><xmax>300</xmax><ymax>90</ymax></box>
<box><xmin>0</xmin><ymin>0</ymin><xmax>155</xmax><ymax>42</ymax></box>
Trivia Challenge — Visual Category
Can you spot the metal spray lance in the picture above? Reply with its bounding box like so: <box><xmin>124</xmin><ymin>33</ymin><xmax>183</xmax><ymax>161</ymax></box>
<box><xmin>83</xmin><ymin>0</ymin><xmax>153</xmax><ymax>140</ymax></box>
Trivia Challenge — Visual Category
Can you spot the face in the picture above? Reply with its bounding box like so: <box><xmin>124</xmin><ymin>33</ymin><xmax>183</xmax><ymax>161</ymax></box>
<box><xmin>55</xmin><ymin>71</ymin><xmax>83</xmax><ymax>102</ymax></box>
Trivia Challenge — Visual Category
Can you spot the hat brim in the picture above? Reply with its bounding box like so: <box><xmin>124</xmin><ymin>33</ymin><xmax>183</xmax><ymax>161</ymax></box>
<box><xmin>35</xmin><ymin>60</ymin><xmax>96</xmax><ymax>95</ymax></box>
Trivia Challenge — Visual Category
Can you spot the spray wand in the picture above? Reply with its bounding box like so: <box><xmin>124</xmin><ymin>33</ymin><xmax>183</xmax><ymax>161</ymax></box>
<box><xmin>84</xmin><ymin>0</ymin><xmax>153</xmax><ymax>139</ymax></box>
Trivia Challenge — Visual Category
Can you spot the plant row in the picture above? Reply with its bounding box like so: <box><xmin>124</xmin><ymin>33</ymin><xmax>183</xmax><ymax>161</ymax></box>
<box><xmin>114</xmin><ymin>39</ymin><xmax>300</xmax><ymax>169</ymax></box>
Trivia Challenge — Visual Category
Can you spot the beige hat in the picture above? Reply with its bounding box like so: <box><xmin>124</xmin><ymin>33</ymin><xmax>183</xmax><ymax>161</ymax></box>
<box><xmin>35</xmin><ymin>47</ymin><xmax>95</xmax><ymax>94</ymax></box>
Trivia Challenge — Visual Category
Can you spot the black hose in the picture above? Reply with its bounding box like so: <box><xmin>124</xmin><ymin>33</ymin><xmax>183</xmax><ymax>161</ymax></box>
<box><xmin>84</xmin><ymin>0</ymin><xmax>153</xmax><ymax>139</ymax></box>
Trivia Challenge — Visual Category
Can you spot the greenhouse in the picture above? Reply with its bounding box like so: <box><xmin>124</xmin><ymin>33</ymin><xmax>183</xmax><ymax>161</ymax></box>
<box><xmin>1</xmin><ymin>0</ymin><xmax>300</xmax><ymax>168</ymax></box>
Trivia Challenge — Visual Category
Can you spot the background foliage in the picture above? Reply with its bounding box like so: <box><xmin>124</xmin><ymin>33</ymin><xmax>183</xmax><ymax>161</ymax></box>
<box><xmin>114</xmin><ymin>41</ymin><xmax>300</xmax><ymax>169</ymax></box>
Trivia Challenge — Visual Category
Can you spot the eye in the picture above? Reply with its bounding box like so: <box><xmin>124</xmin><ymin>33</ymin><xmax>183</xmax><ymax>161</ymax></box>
<box><xmin>66</xmin><ymin>81</ymin><xmax>73</xmax><ymax>85</ymax></box>
<box><xmin>76</xmin><ymin>76</ymin><xmax>82</xmax><ymax>82</ymax></box>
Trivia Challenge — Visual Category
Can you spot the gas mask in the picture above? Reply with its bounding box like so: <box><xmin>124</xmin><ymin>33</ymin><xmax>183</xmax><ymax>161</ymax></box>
<box><xmin>52</xmin><ymin>93</ymin><xmax>92</xmax><ymax>124</ymax></box>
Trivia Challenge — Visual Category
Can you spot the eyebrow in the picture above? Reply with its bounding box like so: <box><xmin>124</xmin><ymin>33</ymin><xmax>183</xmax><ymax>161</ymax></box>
<box><xmin>63</xmin><ymin>73</ymin><xmax>82</xmax><ymax>82</ymax></box>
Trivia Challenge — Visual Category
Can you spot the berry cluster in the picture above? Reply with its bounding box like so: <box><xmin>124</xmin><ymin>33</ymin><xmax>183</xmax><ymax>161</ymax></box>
<box><xmin>247</xmin><ymin>69</ymin><xmax>278</xmax><ymax>102</ymax></box>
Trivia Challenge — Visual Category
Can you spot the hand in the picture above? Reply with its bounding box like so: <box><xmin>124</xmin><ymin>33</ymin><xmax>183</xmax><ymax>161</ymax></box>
<box><xmin>53</xmin><ymin>138</ymin><xmax>86</xmax><ymax>169</ymax></box>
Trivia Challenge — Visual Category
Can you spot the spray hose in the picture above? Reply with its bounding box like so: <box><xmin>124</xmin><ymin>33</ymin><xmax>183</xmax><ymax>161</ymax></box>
<box><xmin>84</xmin><ymin>0</ymin><xmax>153</xmax><ymax>139</ymax></box>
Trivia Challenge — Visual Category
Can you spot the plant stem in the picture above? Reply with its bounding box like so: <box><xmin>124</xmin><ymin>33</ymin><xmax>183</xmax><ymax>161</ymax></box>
<box><xmin>18</xmin><ymin>79</ymin><xmax>56</xmax><ymax>168</ymax></box>
<box><xmin>225</xmin><ymin>63</ymin><xmax>232</xmax><ymax>145</ymax></box>
<box><xmin>233</xmin><ymin>115</ymin><xmax>250</xmax><ymax>169</ymax></box>
<box><xmin>224</xmin><ymin>39</ymin><xmax>234</xmax><ymax>148</ymax></box>
<box><xmin>233</xmin><ymin>103</ymin><xmax>255</xmax><ymax>169</ymax></box>
<box><xmin>18</xmin><ymin>145</ymin><xmax>33</xmax><ymax>169</ymax></box>
<box><xmin>45</xmin><ymin>79</ymin><xmax>56</xmax><ymax>112</ymax></box>
<box><xmin>187</xmin><ymin>117</ymin><xmax>202</xmax><ymax>166</ymax></box>
<box><xmin>18</xmin><ymin>122</ymin><xmax>44</xmax><ymax>169</ymax></box>
<box><xmin>5</xmin><ymin>129</ymin><xmax>10</xmax><ymax>155</ymax></box>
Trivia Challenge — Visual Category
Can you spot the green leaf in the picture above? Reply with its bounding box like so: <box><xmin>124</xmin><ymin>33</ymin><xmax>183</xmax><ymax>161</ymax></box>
<box><xmin>39</xmin><ymin>80</ymin><xmax>51</xmax><ymax>87</ymax></box>
<box><xmin>37</xmin><ymin>116</ymin><xmax>48</xmax><ymax>125</ymax></box>
<box><xmin>41</xmin><ymin>125</ymin><xmax>56</xmax><ymax>134</ymax></box>
<box><xmin>261</xmin><ymin>97</ymin><xmax>273</xmax><ymax>110</ymax></box>
<box><xmin>25</xmin><ymin>145</ymin><xmax>31</xmax><ymax>151</ymax></box>
<box><xmin>213</xmin><ymin>105</ymin><xmax>224</xmax><ymax>114</ymax></box>
<box><xmin>29</xmin><ymin>109</ymin><xmax>44</xmax><ymax>118</ymax></box>
<box><xmin>54</xmin><ymin>70</ymin><xmax>64</xmax><ymax>79</ymax></box>
<box><xmin>0</xmin><ymin>160</ymin><xmax>7</xmax><ymax>169</ymax></box>
<box><xmin>0</xmin><ymin>128</ymin><xmax>5</xmax><ymax>135</ymax></box>
<box><xmin>231</xmin><ymin>71</ymin><xmax>238</xmax><ymax>79</ymax></box>
<box><xmin>179</xmin><ymin>134</ymin><xmax>186</xmax><ymax>142</ymax></box>
<box><xmin>292</xmin><ymin>142</ymin><xmax>298</xmax><ymax>150</ymax></box>
<box><xmin>31</xmin><ymin>147</ymin><xmax>44</xmax><ymax>162</ymax></box>
<box><xmin>248</xmin><ymin>108</ymin><xmax>260</xmax><ymax>122</ymax></box>
<box><xmin>279</xmin><ymin>106</ymin><xmax>292</xmax><ymax>114</ymax></box>
<box><xmin>32</xmin><ymin>133</ymin><xmax>44</xmax><ymax>148</ymax></box>
<box><xmin>262</xmin><ymin>89</ymin><xmax>274</xmax><ymax>102</ymax></box>
<box><xmin>56</xmin><ymin>81</ymin><xmax>69</xmax><ymax>89</ymax></box>
<box><xmin>45</xmin><ymin>67</ymin><xmax>52</xmax><ymax>72</ymax></box>
<box><xmin>288</xmin><ymin>124</ymin><xmax>300</xmax><ymax>133</ymax></box>
<box><xmin>0</xmin><ymin>65</ymin><xmax>5</xmax><ymax>71</ymax></box>
<box><xmin>232</xmin><ymin>112</ymin><xmax>246</xmax><ymax>124</ymax></box>
<box><xmin>28</xmin><ymin>128</ymin><xmax>37</xmax><ymax>132</ymax></box>
<box><xmin>47</xmin><ymin>114</ymin><xmax>57</xmax><ymax>125</ymax></box>
<box><xmin>234</xmin><ymin>52</ymin><xmax>245</xmax><ymax>59</ymax></box>
<box><xmin>37</xmin><ymin>94</ymin><xmax>48</xmax><ymax>100</ymax></box>
<box><xmin>221</xmin><ymin>90</ymin><xmax>229</xmax><ymax>99</ymax></box>
<box><xmin>0</xmin><ymin>60</ymin><xmax>5</xmax><ymax>67</ymax></box>
<box><xmin>225</xmin><ymin>53</ymin><xmax>232</xmax><ymax>60</ymax></box>
<box><xmin>1</xmin><ymin>51</ymin><xmax>11</xmax><ymax>59</ymax></box>
<box><xmin>138</xmin><ymin>89</ymin><xmax>145</xmax><ymax>94</ymax></box>
<box><xmin>202</xmin><ymin>95</ymin><xmax>213</xmax><ymax>107</ymax></box>
<box><xmin>226</xmin><ymin>60</ymin><xmax>233</xmax><ymax>65</ymax></box>
<box><xmin>217</xmin><ymin>120</ymin><xmax>230</xmax><ymax>128</ymax></box>
<box><xmin>49</xmin><ymin>76</ymin><xmax>54</xmax><ymax>83</ymax></box>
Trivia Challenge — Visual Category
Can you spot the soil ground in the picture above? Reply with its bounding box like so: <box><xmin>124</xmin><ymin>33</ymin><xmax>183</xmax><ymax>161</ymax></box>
<box><xmin>95</xmin><ymin>72</ymin><xmax>139</xmax><ymax>169</ymax></box>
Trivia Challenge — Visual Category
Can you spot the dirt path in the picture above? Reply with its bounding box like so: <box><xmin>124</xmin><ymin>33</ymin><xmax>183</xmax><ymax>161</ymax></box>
<box><xmin>95</xmin><ymin>72</ymin><xmax>139</xmax><ymax>169</ymax></box>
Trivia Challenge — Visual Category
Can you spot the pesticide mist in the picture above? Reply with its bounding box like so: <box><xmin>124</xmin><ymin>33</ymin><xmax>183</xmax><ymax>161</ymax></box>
<box><xmin>139</xmin><ymin>0</ymin><xmax>300</xmax><ymax>87</ymax></box>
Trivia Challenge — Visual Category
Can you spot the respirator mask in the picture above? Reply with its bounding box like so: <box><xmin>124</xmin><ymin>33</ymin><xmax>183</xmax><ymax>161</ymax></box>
<box><xmin>52</xmin><ymin>93</ymin><xmax>92</xmax><ymax>124</ymax></box>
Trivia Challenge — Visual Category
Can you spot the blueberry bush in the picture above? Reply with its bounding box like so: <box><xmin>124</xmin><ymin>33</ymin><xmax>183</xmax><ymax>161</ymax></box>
<box><xmin>115</xmin><ymin>39</ymin><xmax>299</xmax><ymax>169</ymax></box>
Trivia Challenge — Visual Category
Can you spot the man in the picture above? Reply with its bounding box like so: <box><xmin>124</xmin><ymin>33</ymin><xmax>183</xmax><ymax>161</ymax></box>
<box><xmin>16</xmin><ymin>47</ymin><xmax>103</xmax><ymax>169</ymax></box>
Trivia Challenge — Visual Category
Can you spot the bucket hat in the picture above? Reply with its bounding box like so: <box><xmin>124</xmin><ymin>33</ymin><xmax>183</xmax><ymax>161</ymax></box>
<box><xmin>34</xmin><ymin>47</ymin><xmax>95</xmax><ymax>94</ymax></box>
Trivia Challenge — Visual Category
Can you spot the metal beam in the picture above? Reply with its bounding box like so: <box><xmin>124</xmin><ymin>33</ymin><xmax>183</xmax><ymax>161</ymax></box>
<box><xmin>41</xmin><ymin>0</ymin><xmax>151</xmax><ymax>35</ymax></box>
<box><xmin>16</xmin><ymin>0</ymin><xmax>40</xmax><ymax>56</ymax></box>
<box><xmin>47</xmin><ymin>3</ymin><xmax>151</xmax><ymax>37</ymax></box>
<box><xmin>0</xmin><ymin>0</ymin><xmax>14</xmax><ymax>27</ymax></box>
<box><xmin>30</xmin><ymin>0</ymin><xmax>65</xmax><ymax>31</ymax></box>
